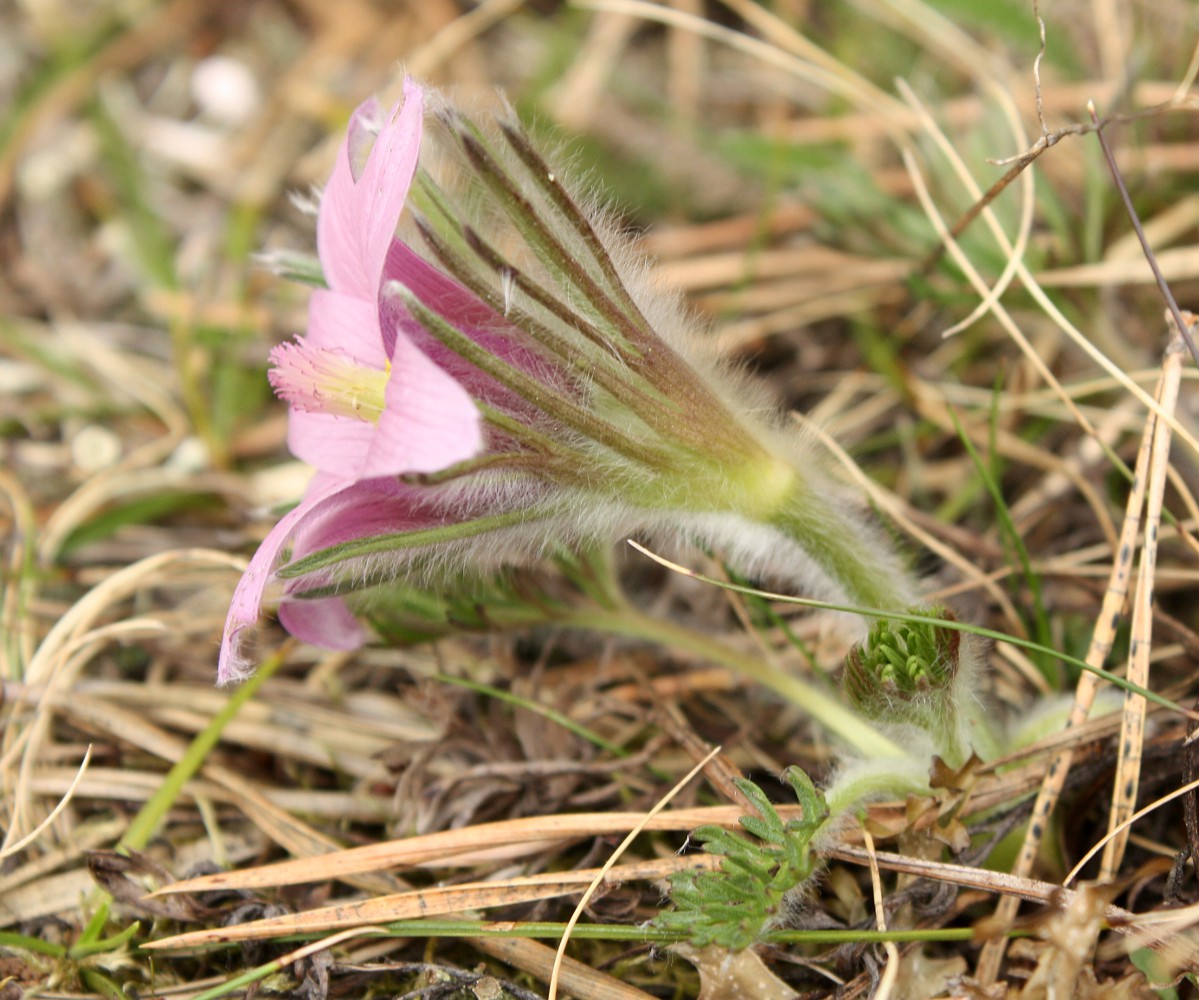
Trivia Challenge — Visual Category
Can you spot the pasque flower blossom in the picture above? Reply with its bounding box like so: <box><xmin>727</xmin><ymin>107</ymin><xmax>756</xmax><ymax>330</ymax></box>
<box><xmin>219</xmin><ymin>82</ymin><xmax>482</xmax><ymax>682</ymax></box>
<box><xmin>220</xmin><ymin>77</ymin><xmax>921</xmax><ymax>683</ymax></box>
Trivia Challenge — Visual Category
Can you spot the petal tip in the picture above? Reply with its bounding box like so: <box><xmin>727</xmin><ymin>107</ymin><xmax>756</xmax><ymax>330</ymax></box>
<box><xmin>217</xmin><ymin>621</ymin><xmax>258</xmax><ymax>686</ymax></box>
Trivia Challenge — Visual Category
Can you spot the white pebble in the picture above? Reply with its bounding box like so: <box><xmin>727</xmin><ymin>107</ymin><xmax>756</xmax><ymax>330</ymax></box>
<box><xmin>166</xmin><ymin>436</ymin><xmax>209</xmax><ymax>474</ymax></box>
<box><xmin>72</xmin><ymin>424</ymin><xmax>122</xmax><ymax>471</ymax></box>
<box><xmin>191</xmin><ymin>55</ymin><xmax>260</xmax><ymax>127</ymax></box>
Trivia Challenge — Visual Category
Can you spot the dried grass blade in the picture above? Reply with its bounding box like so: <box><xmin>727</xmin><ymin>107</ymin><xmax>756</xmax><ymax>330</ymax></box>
<box><xmin>2</xmin><ymin>551</ymin><xmax>244</xmax><ymax>852</ymax></box>
<box><xmin>547</xmin><ymin>11</ymin><xmax>638</xmax><ymax>130</ymax></box>
<box><xmin>59</xmin><ymin>686</ymin><xmax>401</xmax><ymax>894</ymax></box>
<box><xmin>1099</xmin><ymin>327</ymin><xmax>1186</xmax><ymax>878</ymax></box>
<box><xmin>577</xmin><ymin>0</ymin><xmax>906</xmax><ymax>125</ymax></box>
<box><xmin>826</xmin><ymin>845</ymin><xmax>1134</xmax><ymax>920</ymax></box>
<box><xmin>1066</xmin><ymin>775</ymin><xmax>1199</xmax><ymax>886</ymax></box>
<box><xmin>550</xmin><ymin>745</ymin><xmax>719</xmax><ymax>999</ymax></box>
<box><xmin>154</xmin><ymin>805</ymin><xmax>795</xmax><ymax>895</ymax></box>
<box><xmin>862</xmin><ymin>826</ymin><xmax>901</xmax><ymax>1000</ymax></box>
<box><xmin>407</xmin><ymin>0</ymin><xmax>528</xmax><ymax>78</ymax></box>
<box><xmin>144</xmin><ymin>855</ymin><xmax>718</xmax><ymax>949</ymax></box>
<box><xmin>976</xmin><ymin>337</ymin><xmax>1172</xmax><ymax>977</ymax></box>
<box><xmin>476</xmin><ymin>935</ymin><xmax>660</xmax><ymax>1000</ymax></box>
<box><xmin>0</xmin><ymin>745</ymin><xmax>92</xmax><ymax>861</ymax></box>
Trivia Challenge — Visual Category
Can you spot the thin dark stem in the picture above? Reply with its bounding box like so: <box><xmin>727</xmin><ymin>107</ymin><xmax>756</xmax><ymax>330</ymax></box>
<box><xmin>1088</xmin><ymin>101</ymin><xmax>1199</xmax><ymax>369</ymax></box>
<box><xmin>915</xmin><ymin>151</ymin><xmax>1045</xmax><ymax>277</ymax></box>
<box><xmin>919</xmin><ymin>97</ymin><xmax>1197</xmax><ymax>278</ymax></box>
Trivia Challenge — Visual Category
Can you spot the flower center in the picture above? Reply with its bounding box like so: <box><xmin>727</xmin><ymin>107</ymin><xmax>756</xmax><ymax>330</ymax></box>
<box><xmin>269</xmin><ymin>339</ymin><xmax>389</xmax><ymax>422</ymax></box>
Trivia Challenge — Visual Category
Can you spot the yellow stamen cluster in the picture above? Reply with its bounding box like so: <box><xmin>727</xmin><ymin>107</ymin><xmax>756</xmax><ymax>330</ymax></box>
<box><xmin>269</xmin><ymin>340</ymin><xmax>389</xmax><ymax>423</ymax></box>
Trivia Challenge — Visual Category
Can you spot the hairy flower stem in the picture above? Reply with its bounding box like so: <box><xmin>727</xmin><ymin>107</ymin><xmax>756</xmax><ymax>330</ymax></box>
<box><xmin>768</xmin><ymin>481</ymin><xmax>918</xmax><ymax>614</ymax></box>
<box><xmin>955</xmin><ymin>698</ymin><xmax>1004</xmax><ymax>762</ymax></box>
<box><xmin>823</xmin><ymin>760</ymin><xmax>933</xmax><ymax>819</ymax></box>
<box><xmin>564</xmin><ymin>605</ymin><xmax>907</xmax><ymax>760</ymax></box>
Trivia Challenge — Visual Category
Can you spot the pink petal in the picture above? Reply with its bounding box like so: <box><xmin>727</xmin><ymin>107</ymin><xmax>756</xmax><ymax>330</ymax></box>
<box><xmin>290</xmin><ymin>476</ymin><xmax>446</xmax><ymax>549</ymax></box>
<box><xmin>380</xmin><ymin>241</ymin><xmax>553</xmax><ymax>377</ymax></box>
<box><xmin>363</xmin><ymin>333</ymin><xmax>483</xmax><ymax>477</ymax></box>
<box><xmin>286</xmin><ymin>410</ymin><xmax>377</xmax><ymax>479</ymax></box>
<box><xmin>307</xmin><ymin>287</ymin><xmax>388</xmax><ymax>365</ymax></box>
<box><xmin>218</xmin><ymin>475</ymin><xmax>348</xmax><ymax>685</ymax></box>
<box><xmin>379</xmin><ymin>241</ymin><xmax>502</xmax><ymax>357</ymax></box>
<box><xmin>222</xmin><ymin>470</ymin><xmax>482</xmax><ymax>679</ymax></box>
<box><xmin>273</xmin><ymin>477</ymin><xmax>457</xmax><ymax>652</ymax></box>
<box><xmin>280</xmin><ymin>291</ymin><xmax>387</xmax><ymax>477</ymax></box>
<box><xmin>278</xmin><ymin>592</ymin><xmax>365</xmax><ymax>651</ymax></box>
<box><xmin>344</xmin><ymin>97</ymin><xmax>381</xmax><ymax>182</ymax></box>
<box><xmin>379</xmin><ymin>242</ymin><xmax>572</xmax><ymax>418</ymax></box>
<box><xmin>318</xmin><ymin>80</ymin><xmax>424</xmax><ymax>302</ymax></box>
<box><xmin>277</xmin><ymin>286</ymin><xmax>482</xmax><ymax>480</ymax></box>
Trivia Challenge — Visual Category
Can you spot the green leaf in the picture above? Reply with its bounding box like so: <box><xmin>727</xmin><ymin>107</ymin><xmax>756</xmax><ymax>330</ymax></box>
<box><xmin>653</xmin><ymin>770</ymin><xmax>830</xmax><ymax>949</ymax></box>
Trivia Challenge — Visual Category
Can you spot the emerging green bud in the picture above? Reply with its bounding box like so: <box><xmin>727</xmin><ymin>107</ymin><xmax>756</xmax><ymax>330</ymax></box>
<box><xmin>843</xmin><ymin>609</ymin><xmax>997</xmax><ymax>765</ymax></box>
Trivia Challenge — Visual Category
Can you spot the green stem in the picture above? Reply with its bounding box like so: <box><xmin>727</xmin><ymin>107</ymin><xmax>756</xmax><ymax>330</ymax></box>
<box><xmin>74</xmin><ymin>649</ymin><xmax>283</xmax><ymax>948</ymax></box>
<box><xmin>956</xmin><ymin>695</ymin><xmax>1004</xmax><ymax>762</ymax></box>
<box><xmin>0</xmin><ymin>931</ymin><xmax>66</xmax><ymax>957</ymax></box>
<box><xmin>768</xmin><ymin>479</ymin><xmax>918</xmax><ymax>614</ymax></box>
<box><xmin>186</xmin><ymin>921</ymin><xmax>983</xmax><ymax>1000</ymax></box>
<box><xmin>434</xmin><ymin>673</ymin><xmax>629</xmax><ymax>757</ymax></box>
<box><xmin>564</xmin><ymin>606</ymin><xmax>907</xmax><ymax>760</ymax></box>
<box><xmin>69</xmin><ymin>921</ymin><xmax>141</xmax><ymax>960</ymax></box>
<box><xmin>120</xmin><ymin>650</ymin><xmax>283</xmax><ymax>851</ymax></box>
<box><xmin>823</xmin><ymin>758</ymin><xmax>933</xmax><ymax>819</ymax></box>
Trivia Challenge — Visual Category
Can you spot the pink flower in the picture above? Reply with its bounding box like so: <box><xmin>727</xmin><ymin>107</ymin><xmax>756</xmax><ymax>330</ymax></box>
<box><xmin>219</xmin><ymin>82</ymin><xmax>482</xmax><ymax>683</ymax></box>
<box><xmin>273</xmin><ymin>81</ymin><xmax>482</xmax><ymax>481</ymax></box>
<box><xmin>221</xmin><ymin>76</ymin><xmax>920</xmax><ymax>683</ymax></box>
<box><xmin>270</xmin><ymin>290</ymin><xmax>479</xmax><ymax>480</ymax></box>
